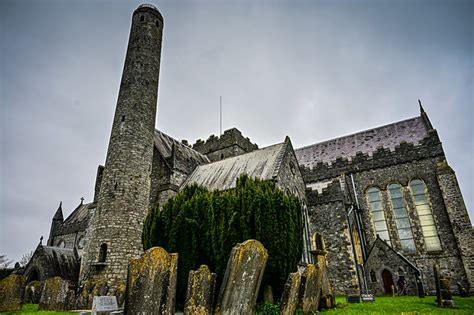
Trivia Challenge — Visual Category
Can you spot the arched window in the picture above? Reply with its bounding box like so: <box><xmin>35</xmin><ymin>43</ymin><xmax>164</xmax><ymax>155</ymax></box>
<box><xmin>388</xmin><ymin>184</ymin><xmax>416</xmax><ymax>253</ymax></box>
<box><xmin>370</xmin><ymin>270</ymin><xmax>377</xmax><ymax>283</ymax></box>
<box><xmin>57</xmin><ymin>239</ymin><xmax>66</xmax><ymax>248</ymax></box>
<box><xmin>367</xmin><ymin>187</ymin><xmax>391</xmax><ymax>245</ymax></box>
<box><xmin>409</xmin><ymin>179</ymin><xmax>441</xmax><ymax>251</ymax></box>
<box><xmin>98</xmin><ymin>243</ymin><xmax>107</xmax><ymax>263</ymax></box>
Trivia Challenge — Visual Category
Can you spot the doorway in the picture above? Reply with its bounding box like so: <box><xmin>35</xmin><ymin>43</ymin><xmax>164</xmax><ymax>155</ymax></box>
<box><xmin>382</xmin><ymin>269</ymin><xmax>394</xmax><ymax>295</ymax></box>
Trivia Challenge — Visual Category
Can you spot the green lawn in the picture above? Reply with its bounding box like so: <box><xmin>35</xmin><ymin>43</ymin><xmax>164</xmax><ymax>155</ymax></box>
<box><xmin>3</xmin><ymin>297</ymin><xmax>474</xmax><ymax>314</ymax></box>
<box><xmin>322</xmin><ymin>295</ymin><xmax>474</xmax><ymax>314</ymax></box>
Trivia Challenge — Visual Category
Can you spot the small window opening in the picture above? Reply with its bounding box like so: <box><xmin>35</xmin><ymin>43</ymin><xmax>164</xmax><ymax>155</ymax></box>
<box><xmin>155</xmin><ymin>21</ymin><xmax>160</xmax><ymax>27</ymax></box>
<box><xmin>220</xmin><ymin>154</ymin><xmax>224</xmax><ymax>160</ymax></box>
<box><xmin>121</xmin><ymin>115</ymin><xmax>126</xmax><ymax>122</ymax></box>
<box><xmin>98</xmin><ymin>243</ymin><xmax>107</xmax><ymax>262</ymax></box>
<box><xmin>370</xmin><ymin>270</ymin><xmax>377</xmax><ymax>282</ymax></box>
<box><xmin>140</xmin><ymin>16</ymin><xmax>145</xmax><ymax>22</ymax></box>
<box><xmin>114</xmin><ymin>183</ymin><xmax>118</xmax><ymax>190</ymax></box>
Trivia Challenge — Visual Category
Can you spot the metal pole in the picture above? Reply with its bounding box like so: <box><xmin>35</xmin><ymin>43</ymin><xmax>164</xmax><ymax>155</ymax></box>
<box><xmin>220</xmin><ymin>96</ymin><xmax>222</xmax><ymax>136</ymax></box>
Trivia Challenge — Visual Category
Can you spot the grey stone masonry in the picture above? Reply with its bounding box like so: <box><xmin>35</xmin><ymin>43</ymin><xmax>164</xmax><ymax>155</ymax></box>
<box><xmin>79</xmin><ymin>4</ymin><xmax>164</xmax><ymax>288</ymax></box>
<box><xmin>436</xmin><ymin>160</ymin><xmax>474</xmax><ymax>293</ymax></box>
<box><xmin>193</xmin><ymin>128</ymin><xmax>258</xmax><ymax>162</ymax></box>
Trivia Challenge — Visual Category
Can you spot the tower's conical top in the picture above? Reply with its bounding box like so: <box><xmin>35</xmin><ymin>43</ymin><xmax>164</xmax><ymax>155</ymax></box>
<box><xmin>53</xmin><ymin>201</ymin><xmax>64</xmax><ymax>221</ymax></box>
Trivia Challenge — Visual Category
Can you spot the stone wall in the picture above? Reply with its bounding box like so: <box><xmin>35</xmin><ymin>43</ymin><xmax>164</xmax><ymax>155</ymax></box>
<box><xmin>347</xmin><ymin>158</ymin><xmax>469</xmax><ymax>293</ymax></box>
<box><xmin>193</xmin><ymin>128</ymin><xmax>258</xmax><ymax>162</ymax></box>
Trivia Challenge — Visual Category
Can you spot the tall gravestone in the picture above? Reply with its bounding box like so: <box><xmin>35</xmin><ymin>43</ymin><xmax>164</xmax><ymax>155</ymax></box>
<box><xmin>124</xmin><ymin>247</ymin><xmax>178</xmax><ymax>314</ymax></box>
<box><xmin>299</xmin><ymin>264</ymin><xmax>323</xmax><ymax>314</ymax></box>
<box><xmin>433</xmin><ymin>264</ymin><xmax>442</xmax><ymax>307</ymax></box>
<box><xmin>280</xmin><ymin>272</ymin><xmax>301</xmax><ymax>315</ymax></box>
<box><xmin>215</xmin><ymin>239</ymin><xmax>268</xmax><ymax>315</ymax></box>
<box><xmin>0</xmin><ymin>274</ymin><xmax>26</xmax><ymax>312</ymax></box>
<box><xmin>24</xmin><ymin>280</ymin><xmax>42</xmax><ymax>304</ymax></box>
<box><xmin>310</xmin><ymin>233</ymin><xmax>335</xmax><ymax>309</ymax></box>
<box><xmin>184</xmin><ymin>265</ymin><xmax>216</xmax><ymax>315</ymax></box>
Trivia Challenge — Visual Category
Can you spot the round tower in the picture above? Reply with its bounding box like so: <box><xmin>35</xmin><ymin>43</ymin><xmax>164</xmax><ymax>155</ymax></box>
<box><xmin>80</xmin><ymin>4</ymin><xmax>164</xmax><ymax>284</ymax></box>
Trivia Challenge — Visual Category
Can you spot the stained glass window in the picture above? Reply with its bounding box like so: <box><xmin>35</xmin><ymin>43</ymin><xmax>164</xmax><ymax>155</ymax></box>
<box><xmin>367</xmin><ymin>187</ymin><xmax>391</xmax><ymax>245</ymax></box>
<box><xmin>388</xmin><ymin>184</ymin><xmax>416</xmax><ymax>253</ymax></box>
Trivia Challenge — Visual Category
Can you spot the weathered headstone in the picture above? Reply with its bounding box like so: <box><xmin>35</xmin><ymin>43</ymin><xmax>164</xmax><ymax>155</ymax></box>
<box><xmin>0</xmin><ymin>274</ymin><xmax>26</xmax><ymax>312</ymax></box>
<box><xmin>76</xmin><ymin>279</ymin><xmax>95</xmax><ymax>309</ymax></box>
<box><xmin>215</xmin><ymin>239</ymin><xmax>268</xmax><ymax>315</ymax></box>
<box><xmin>440</xmin><ymin>275</ymin><xmax>454</xmax><ymax>307</ymax></box>
<box><xmin>183</xmin><ymin>265</ymin><xmax>216</xmax><ymax>315</ymax></box>
<box><xmin>92</xmin><ymin>296</ymin><xmax>119</xmax><ymax>313</ymax></box>
<box><xmin>124</xmin><ymin>247</ymin><xmax>178</xmax><ymax>315</ymax></box>
<box><xmin>110</xmin><ymin>279</ymin><xmax>126</xmax><ymax>307</ymax></box>
<box><xmin>24</xmin><ymin>280</ymin><xmax>42</xmax><ymax>304</ymax></box>
<box><xmin>299</xmin><ymin>264</ymin><xmax>323</xmax><ymax>314</ymax></box>
<box><xmin>310</xmin><ymin>233</ymin><xmax>335</xmax><ymax>310</ymax></box>
<box><xmin>38</xmin><ymin>277</ymin><xmax>74</xmax><ymax>311</ymax></box>
<box><xmin>457</xmin><ymin>281</ymin><xmax>468</xmax><ymax>298</ymax></box>
<box><xmin>433</xmin><ymin>264</ymin><xmax>442</xmax><ymax>307</ymax></box>
<box><xmin>280</xmin><ymin>272</ymin><xmax>301</xmax><ymax>315</ymax></box>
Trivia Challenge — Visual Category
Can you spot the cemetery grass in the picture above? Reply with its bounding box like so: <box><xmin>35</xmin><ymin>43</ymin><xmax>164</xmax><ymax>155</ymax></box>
<box><xmin>2</xmin><ymin>304</ymin><xmax>73</xmax><ymax>314</ymax></box>
<box><xmin>322</xmin><ymin>295</ymin><xmax>474</xmax><ymax>314</ymax></box>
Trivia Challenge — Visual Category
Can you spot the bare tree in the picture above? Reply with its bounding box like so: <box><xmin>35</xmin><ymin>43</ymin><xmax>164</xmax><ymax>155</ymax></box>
<box><xmin>0</xmin><ymin>254</ymin><xmax>13</xmax><ymax>269</ymax></box>
<box><xmin>19</xmin><ymin>250</ymin><xmax>34</xmax><ymax>267</ymax></box>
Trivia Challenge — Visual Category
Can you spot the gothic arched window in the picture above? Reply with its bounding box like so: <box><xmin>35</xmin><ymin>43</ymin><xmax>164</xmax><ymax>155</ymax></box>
<box><xmin>388</xmin><ymin>183</ymin><xmax>416</xmax><ymax>253</ymax></box>
<box><xmin>367</xmin><ymin>187</ymin><xmax>391</xmax><ymax>245</ymax></box>
<box><xmin>409</xmin><ymin>179</ymin><xmax>441</xmax><ymax>251</ymax></box>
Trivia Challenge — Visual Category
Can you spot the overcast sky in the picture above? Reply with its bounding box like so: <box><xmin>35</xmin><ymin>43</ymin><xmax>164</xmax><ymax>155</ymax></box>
<box><xmin>1</xmin><ymin>0</ymin><xmax>472</xmax><ymax>262</ymax></box>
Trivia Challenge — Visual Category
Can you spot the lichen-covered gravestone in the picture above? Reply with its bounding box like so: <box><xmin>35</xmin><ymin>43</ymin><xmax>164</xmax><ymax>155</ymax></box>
<box><xmin>215</xmin><ymin>239</ymin><xmax>268</xmax><ymax>315</ymax></box>
<box><xmin>184</xmin><ymin>265</ymin><xmax>216</xmax><ymax>315</ymax></box>
<box><xmin>38</xmin><ymin>277</ymin><xmax>74</xmax><ymax>311</ymax></box>
<box><xmin>0</xmin><ymin>274</ymin><xmax>26</xmax><ymax>312</ymax></box>
<box><xmin>124</xmin><ymin>247</ymin><xmax>178</xmax><ymax>315</ymax></box>
<box><xmin>280</xmin><ymin>272</ymin><xmax>301</xmax><ymax>315</ymax></box>
<box><xmin>24</xmin><ymin>280</ymin><xmax>42</xmax><ymax>304</ymax></box>
<box><xmin>299</xmin><ymin>264</ymin><xmax>323</xmax><ymax>314</ymax></box>
<box><xmin>433</xmin><ymin>264</ymin><xmax>442</xmax><ymax>307</ymax></box>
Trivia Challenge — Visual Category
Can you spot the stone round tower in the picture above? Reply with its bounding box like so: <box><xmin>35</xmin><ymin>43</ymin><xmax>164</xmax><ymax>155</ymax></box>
<box><xmin>80</xmin><ymin>4</ymin><xmax>164</xmax><ymax>285</ymax></box>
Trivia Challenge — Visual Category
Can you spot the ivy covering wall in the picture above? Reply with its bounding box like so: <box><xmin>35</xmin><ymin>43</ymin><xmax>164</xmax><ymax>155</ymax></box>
<box><xmin>142</xmin><ymin>175</ymin><xmax>303</xmax><ymax>305</ymax></box>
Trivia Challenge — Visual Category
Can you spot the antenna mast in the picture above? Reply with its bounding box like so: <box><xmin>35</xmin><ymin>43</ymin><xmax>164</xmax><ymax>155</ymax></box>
<box><xmin>220</xmin><ymin>96</ymin><xmax>223</xmax><ymax>135</ymax></box>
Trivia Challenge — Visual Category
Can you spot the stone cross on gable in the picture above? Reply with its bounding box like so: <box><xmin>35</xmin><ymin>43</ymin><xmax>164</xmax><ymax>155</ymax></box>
<box><xmin>39</xmin><ymin>236</ymin><xmax>43</xmax><ymax>245</ymax></box>
<box><xmin>80</xmin><ymin>197</ymin><xmax>84</xmax><ymax>204</ymax></box>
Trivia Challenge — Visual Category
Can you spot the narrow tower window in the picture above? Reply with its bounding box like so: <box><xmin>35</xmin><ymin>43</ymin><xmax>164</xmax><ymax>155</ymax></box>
<box><xmin>155</xmin><ymin>20</ymin><xmax>160</xmax><ymax>27</ymax></box>
<box><xmin>98</xmin><ymin>243</ymin><xmax>107</xmax><ymax>262</ymax></box>
<box><xmin>140</xmin><ymin>15</ymin><xmax>145</xmax><ymax>22</ymax></box>
<box><xmin>367</xmin><ymin>187</ymin><xmax>391</xmax><ymax>245</ymax></box>
<box><xmin>388</xmin><ymin>183</ymin><xmax>416</xmax><ymax>253</ymax></box>
<box><xmin>121</xmin><ymin>115</ymin><xmax>126</xmax><ymax>122</ymax></box>
<box><xmin>409</xmin><ymin>179</ymin><xmax>441</xmax><ymax>251</ymax></box>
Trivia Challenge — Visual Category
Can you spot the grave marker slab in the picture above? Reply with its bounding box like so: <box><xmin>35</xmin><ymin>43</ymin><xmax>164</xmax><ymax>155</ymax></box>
<box><xmin>280</xmin><ymin>272</ymin><xmax>301</xmax><ymax>315</ymax></box>
<box><xmin>184</xmin><ymin>265</ymin><xmax>216</xmax><ymax>315</ymax></box>
<box><xmin>0</xmin><ymin>274</ymin><xmax>26</xmax><ymax>312</ymax></box>
<box><xmin>215</xmin><ymin>239</ymin><xmax>268</xmax><ymax>315</ymax></box>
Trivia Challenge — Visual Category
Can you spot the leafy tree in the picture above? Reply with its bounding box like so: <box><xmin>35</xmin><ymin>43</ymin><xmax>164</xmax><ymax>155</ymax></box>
<box><xmin>142</xmin><ymin>175</ymin><xmax>303</xmax><ymax>307</ymax></box>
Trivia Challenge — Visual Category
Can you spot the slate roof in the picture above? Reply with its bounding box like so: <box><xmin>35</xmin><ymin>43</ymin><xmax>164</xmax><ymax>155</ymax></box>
<box><xmin>295</xmin><ymin>116</ymin><xmax>429</xmax><ymax>168</ymax></box>
<box><xmin>182</xmin><ymin>140</ymin><xmax>287</xmax><ymax>191</ymax></box>
<box><xmin>154</xmin><ymin>129</ymin><xmax>210</xmax><ymax>165</ymax></box>
<box><xmin>62</xmin><ymin>202</ymin><xmax>93</xmax><ymax>226</ymax></box>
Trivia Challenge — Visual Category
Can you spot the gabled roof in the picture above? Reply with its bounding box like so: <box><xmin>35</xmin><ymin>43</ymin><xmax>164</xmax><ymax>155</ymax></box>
<box><xmin>62</xmin><ymin>202</ymin><xmax>93</xmax><ymax>226</ymax></box>
<box><xmin>366</xmin><ymin>236</ymin><xmax>420</xmax><ymax>274</ymax></box>
<box><xmin>295</xmin><ymin>116</ymin><xmax>429</xmax><ymax>168</ymax></box>
<box><xmin>182</xmin><ymin>139</ymin><xmax>288</xmax><ymax>192</ymax></box>
<box><xmin>154</xmin><ymin>129</ymin><xmax>210</xmax><ymax>165</ymax></box>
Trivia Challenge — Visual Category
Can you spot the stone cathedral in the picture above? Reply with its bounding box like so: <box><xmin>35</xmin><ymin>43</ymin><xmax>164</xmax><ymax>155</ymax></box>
<box><xmin>19</xmin><ymin>4</ymin><xmax>473</xmax><ymax>297</ymax></box>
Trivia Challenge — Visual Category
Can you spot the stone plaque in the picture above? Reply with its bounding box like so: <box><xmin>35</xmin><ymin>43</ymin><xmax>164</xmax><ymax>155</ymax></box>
<box><xmin>124</xmin><ymin>247</ymin><xmax>178</xmax><ymax>314</ymax></box>
<box><xmin>184</xmin><ymin>265</ymin><xmax>216</xmax><ymax>315</ymax></box>
<box><xmin>280</xmin><ymin>272</ymin><xmax>301</xmax><ymax>315</ymax></box>
<box><xmin>215</xmin><ymin>239</ymin><xmax>268</xmax><ymax>315</ymax></box>
<box><xmin>92</xmin><ymin>296</ymin><xmax>119</xmax><ymax>312</ymax></box>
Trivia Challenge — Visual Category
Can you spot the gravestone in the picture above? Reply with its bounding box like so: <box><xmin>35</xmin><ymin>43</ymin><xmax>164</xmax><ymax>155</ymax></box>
<box><xmin>0</xmin><ymin>274</ymin><xmax>26</xmax><ymax>312</ymax></box>
<box><xmin>124</xmin><ymin>247</ymin><xmax>178</xmax><ymax>315</ymax></box>
<box><xmin>299</xmin><ymin>263</ymin><xmax>323</xmax><ymax>313</ymax></box>
<box><xmin>457</xmin><ymin>281</ymin><xmax>468</xmax><ymax>297</ymax></box>
<box><xmin>280</xmin><ymin>272</ymin><xmax>301</xmax><ymax>315</ymax></box>
<box><xmin>76</xmin><ymin>279</ymin><xmax>95</xmax><ymax>309</ymax></box>
<box><xmin>433</xmin><ymin>264</ymin><xmax>442</xmax><ymax>307</ymax></box>
<box><xmin>440</xmin><ymin>275</ymin><xmax>454</xmax><ymax>307</ymax></box>
<box><xmin>310</xmin><ymin>233</ymin><xmax>335</xmax><ymax>310</ymax></box>
<box><xmin>215</xmin><ymin>239</ymin><xmax>268</xmax><ymax>315</ymax></box>
<box><xmin>38</xmin><ymin>277</ymin><xmax>74</xmax><ymax>311</ymax></box>
<box><xmin>183</xmin><ymin>265</ymin><xmax>216</xmax><ymax>315</ymax></box>
<box><xmin>92</xmin><ymin>296</ymin><xmax>119</xmax><ymax>313</ymax></box>
<box><xmin>110</xmin><ymin>279</ymin><xmax>126</xmax><ymax>307</ymax></box>
<box><xmin>24</xmin><ymin>280</ymin><xmax>42</xmax><ymax>304</ymax></box>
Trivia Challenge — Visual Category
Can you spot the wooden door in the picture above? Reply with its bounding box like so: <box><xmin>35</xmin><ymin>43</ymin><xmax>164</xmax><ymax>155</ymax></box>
<box><xmin>382</xmin><ymin>269</ymin><xmax>394</xmax><ymax>295</ymax></box>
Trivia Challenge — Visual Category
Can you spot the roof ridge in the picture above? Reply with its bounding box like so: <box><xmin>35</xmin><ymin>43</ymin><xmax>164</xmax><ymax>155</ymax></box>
<box><xmin>155</xmin><ymin>129</ymin><xmax>209</xmax><ymax>161</ymax></box>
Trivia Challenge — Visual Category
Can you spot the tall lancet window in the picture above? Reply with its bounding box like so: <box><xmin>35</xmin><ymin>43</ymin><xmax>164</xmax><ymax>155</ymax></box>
<box><xmin>388</xmin><ymin>184</ymin><xmax>416</xmax><ymax>253</ymax></box>
<box><xmin>367</xmin><ymin>187</ymin><xmax>391</xmax><ymax>245</ymax></box>
<box><xmin>409</xmin><ymin>179</ymin><xmax>441</xmax><ymax>251</ymax></box>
